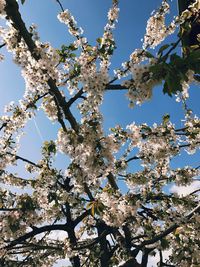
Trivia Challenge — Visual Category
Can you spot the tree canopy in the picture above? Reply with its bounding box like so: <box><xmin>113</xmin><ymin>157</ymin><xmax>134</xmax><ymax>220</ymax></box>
<box><xmin>0</xmin><ymin>0</ymin><xmax>200</xmax><ymax>266</ymax></box>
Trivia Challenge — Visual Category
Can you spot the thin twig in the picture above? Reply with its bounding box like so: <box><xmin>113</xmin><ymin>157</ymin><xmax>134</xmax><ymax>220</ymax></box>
<box><xmin>0</xmin><ymin>43</ymin><xmax>6</xmax><ymax>49</ymax></box>
<box><xmin>55</xmin><ymin>0</ymin><xmax>64</xmax><ymax>12</ymax></box>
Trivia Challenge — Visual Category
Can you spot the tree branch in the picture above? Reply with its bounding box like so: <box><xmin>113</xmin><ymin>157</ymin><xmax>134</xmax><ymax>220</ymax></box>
<box><xmin>5</xmin><ymin>0</ymin><xmax>79</xmax><ymax>133</ymax></box>
<box><xmin>140</xmin><ymin>203</ymin><xmax>200</xmax><ymax>247</ymax></box>
<box><xmin>6</xmin><ymin>152</ymin><xmax>41</xmax><ymax>168</ymax></box>
<box><xmin>105</xmin><ymin>84</ymin><xmax>127</xmax><ymax>90</ymax></box>
<box><xmin>0</xmin><ymin>42</ymin><xmax>6</xmax><ymax>49</ymax></box>
<box><xmin>74</xmin><ymin>230</ymin><xmax>108</xmax><ymax>251</ymax></box>
<box><xmin>107</xmin><ymin>172</ymin><xmax>118</xmax><ymax>190</ymax></box>
<box><xmin>4</xmin><ymin>224</ymin><xmax>70</xmax><ymax>250</ymax></box>
<box><xmin>55</xmin><ymin>0</ymin><xmax>64</xmax><ymax>12</ymax></box>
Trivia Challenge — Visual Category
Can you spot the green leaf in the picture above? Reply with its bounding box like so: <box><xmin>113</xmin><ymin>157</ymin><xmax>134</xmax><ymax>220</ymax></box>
<box><xmin>96</xmin><ymin>38</ymin><xmax>103</xmax><ymax>44</ymax></box>
<box><xmin>149</xmin><ymin>62</ymin><xmax>167</xmax><ymax>80</ymax></box>
<box><xmin>144</xmin><ymin>51</ymin><xmax>154</xmax><ymax>58</ymax></box>
<box><xmin>194</xmin><ymin>75</ymin><xmax>200</xmax><ymax>82</ymax></box>
<box><xmin>163</xmin><ymin>68</ymin><xmax>182</xmax><ymax>96</ymax></box>
<box><xmin>68</xmin><ymin>44</ymin><xmax>77</xmax><ymax>51</ymax></box>
<box><xmin>161</xmin><ymin>238</ymin><xmax>170</xmax><ymax>250</ymax></box>
<box><xmin>10</xmin><ymin>221</ymin><xmax>20</xmax><ymax>233</ymax></box>
<box><xmin>42</xmin><ymin>140</ymin><xmax>56</xmax><ymax>158</ymax></box>
<box><xmin>85</xmin><ymin>45</ymin><xmax>93</xmax><ymax>52</ymax></box>
<box><xmin>21</xmin><ymin>0</ymin><xmax>26</xmax><ymax>4</ymax></box>
<box><xmin>186</xmin><ymin>50</ymin><xmax>200</xmax><ymax>72</ymax></box>
<box><xmin>61</xmin><ymin>45</ymin><xmax>67</xmax><ymax>51</ymax></box>
<box><xmin>31</xmin><ymin>180</ymin><xmax>36</xmax><ymax>188</ymax></box>
<box><xmin>170</xmin><ymin>53</ymin><xmax>184</xmax><ymax>68</ymax></box>
<box><xmin>91</xmin><ymin>203</ymin><xmax>95</xmax><ymax>216</ymax></box>
<box><xmin>158</xmin><ymin>44</ymin><xmax>170</xmax><ymax>55</ymax></box>
<box><xmin>163</xmin><ymin>81</ymin><xmax>171</xmax><ymax>96</ymax></box>
<box><xmin>162</xmin><ymin>114</ymin><xmax>170</xmax><ymax>126</ymax></box>
<box><xmin>69</xmin><ymin>53</ymin><xmax>76</xmax><ymax>58</ymax></box>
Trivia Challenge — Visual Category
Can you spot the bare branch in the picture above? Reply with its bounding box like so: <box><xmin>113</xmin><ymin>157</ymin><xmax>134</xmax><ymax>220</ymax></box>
<box><xmin>0</xmin><ymin>42</ymin><xmax>6</xmax><ymax>49</ymax></box>
<box><xmin>106</xmin><ymin>84</ymin><xmax>128</xmax><ymax>90</ymax></box>
<box><xmin>4</xmin><ymin>223</ymin><xmax>70</xmax><ymax>250</ymax></box>
<box><xmin>7</xmin><ymin>152</ymin><xmax>41</xmax><ymax>168</ymax></box>
<box><xmin>55</xmin><ymin>0</ymin><xmax>64</xmax><ymax>12</ymax></box>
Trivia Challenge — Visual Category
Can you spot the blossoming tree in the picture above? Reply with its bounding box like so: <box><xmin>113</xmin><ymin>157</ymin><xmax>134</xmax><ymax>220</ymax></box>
<box><xmin>0</xmin><ymin>0</ymin><xmax>200</xmax><ymax>266</ymax></box>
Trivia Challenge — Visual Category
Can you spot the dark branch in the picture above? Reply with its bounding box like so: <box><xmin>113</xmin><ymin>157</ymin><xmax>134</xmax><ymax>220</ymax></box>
<box><xmin>5</xmin><ymin>0</ymin><xmax>79</xmax><ymax>133</ymax></box>
<box><xmin>105</xmin><ymin>84</ymin><xmax>128</xmax><ymax>90</ymax></box>
<box><xmin>4</xmin><ymin>224</ymin><xmax>70</xmax><ymax>250</ymax></box>
<box><xmin>55</xmin><ymin>0</ymin><xmax>64</xmax><ymax>12</ymax></box>
<box><xmin>0</xmin><ymin>42</ymin><xmax>6</xmax><ymax>49</ymax></box>
<box><xmin>74</xmin><ymin>230</ymin><xmax>108</xmax><ymax>250</ymax></box>
<box><xmin>140</xmin><ymin>203</ymin><xmax>200</xmax><ymax>247</ymax></box>
<box><xmin>7</xmin><ymin>152</ymin><xmax>41</xmax><ymax>168</ymax></box>
<box><xmin>107</xmin><ymin>172</ymin><xmax>118</xmax><ymax>190</ymax></box>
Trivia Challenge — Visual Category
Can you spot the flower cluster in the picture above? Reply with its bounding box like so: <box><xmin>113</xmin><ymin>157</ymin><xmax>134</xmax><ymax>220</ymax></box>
<box><xmin>58</xmin><ymin>9</ymin><xmax>83</xmax><ymax>37</ymax></box>
<box><xmin>143</xmin><ymin>1</ymin><xmax>173</xmax><ymax>49</ymax></box>
<box><xmin>107</xmin><ymin>5</ymin><xmax>119</xmax><ymax>22</ymax></box>
<box><xmin>41</xmin><ymin>96</ymin><xmax>58</xmax><ymax>122</ymax></box>
<box><xmin>80</xmin><ymin>65</ymin><xmax>109</xmax><ymax>113</ymax></box>
<box><xmin>176</xmin><ymin>70</ymin><xmax>195</xmax><ymax>102</ymax></box>
<box><xmin>0</xmin><ymin>0</ymin><xmax>5</xmax><ymax>17</ymax></box>
<box><xmin>56</xmin><ymin>117</ymin><xmax>119</xmax><ymax>192</ymax></box>
<box><xmin>123</xmin><ymin>59</ymin><xmax>161</xmax><ymax>105</ymax></box>
<box><xmin>172</xmin><ymin>167</ymin><xmax>199</xmax><ymax>186</ymax></box>
<box><xmin>126</xmin><ymin>122</ymin><xmax>142</xmax><ymax>147</ymax></box>
<box><xmin>0</xmin><ymin>23</ymin><xmax>61</xmax><ymax>98</ymax></box>
<box><xmin>0</xmin><ymin>102</ymin><xmax>34</xmax><ymax>171</ymax></box>
<box><xmin>184</xmin><ymin>115</ymin><xmax>200</xmax><ymax>154</ymax></box>
<box><xmin>143</xmin><ymin>0</ymin><xmax>199</xmax><ymax>50</ymax></box>
<box><xmin>97</xmin><ymin>191</ymin><xmax>138</xmax><ymax>227</ymax></box>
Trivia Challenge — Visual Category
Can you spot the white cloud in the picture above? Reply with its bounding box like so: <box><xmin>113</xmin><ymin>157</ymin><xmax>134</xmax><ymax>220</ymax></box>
<box><xmin>170</xmin><ymin>181</ymin><xmax>200</xmax><ymax>197</ymax></box>
<box><xmin>134</xmin><ymin>249</ymin><xmax>172</xmax><ymax>266</ymax></box>
<box><xmin>48</xmin><ymin>230</ymin><xmax>68</xmax><ymax>241</ymax></box>
<box><xmin>54</xmin><ymin>259</ymin><xmax>70</xmax><ymax>267</ymax></box>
